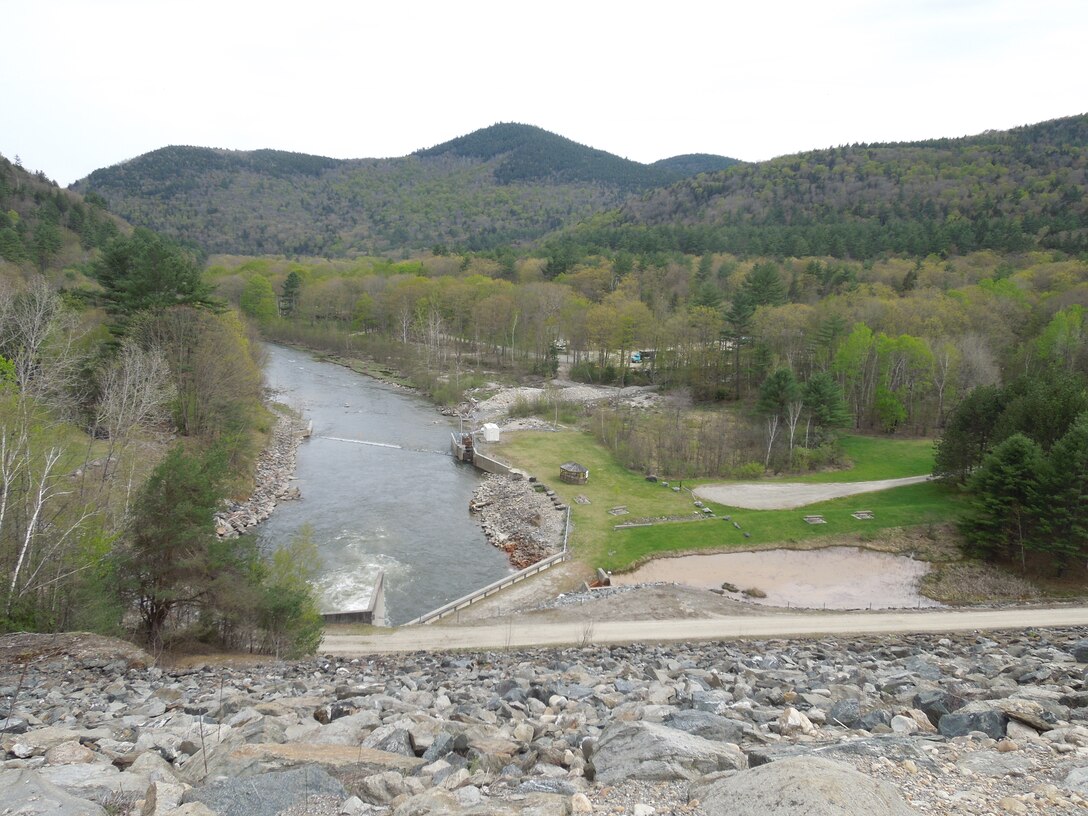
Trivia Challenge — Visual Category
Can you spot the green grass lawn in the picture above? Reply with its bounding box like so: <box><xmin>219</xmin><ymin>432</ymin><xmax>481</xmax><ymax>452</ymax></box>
<box><xmin>785</xmin><ymin>435</ymin><xmax>936</xmax><ymax>482</ymax></box>
<box><xmin>609</xmin><ymin>481</ymin><xmax>954</xmax><ymax>571</ymax></box>
<box><xmin>493</xmin><ymin>430</ymin><xmax>956</xmax><ymax>572</ymax></box>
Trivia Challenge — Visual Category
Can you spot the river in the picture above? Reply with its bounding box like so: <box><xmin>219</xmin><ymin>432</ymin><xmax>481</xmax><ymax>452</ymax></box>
<box><xmin>255</xmin><ymin>344</ymin><xmax>513</xmax><ymax>624</ymax></box>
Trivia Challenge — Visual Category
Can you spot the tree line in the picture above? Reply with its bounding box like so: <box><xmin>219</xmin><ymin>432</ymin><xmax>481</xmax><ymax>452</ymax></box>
<box><xmin>936</xmin><ymin>360</ymin><xmax>1088</xmax><ymax>575</ymax></box>
<box><xmin>0</xmin><ymin>181</ymin><xmax>322</xmax><ymax>653</ymax></box>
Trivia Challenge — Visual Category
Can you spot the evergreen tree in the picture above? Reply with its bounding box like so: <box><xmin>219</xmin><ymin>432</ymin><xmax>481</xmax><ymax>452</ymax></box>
<box><xmin>959</xmin><ymin>434</ymin><xmax>1045</xmax><ymax>570</ymax></box>
<box><xmin>93</xmin><ymin>228</ymin><xmax>219</xmax><ymax>329</ymax></box>
<box><xmin>803</xmin><ymin>372</ymin><xmax>851</xmax><ymax>445</ymax></box>
<box><xmin>723</xmin><ymin>294</ymin><xmax>755</xmax><ymax>400</ymax></box>
<box><xmin>1041</xmin><ymin>413</ymin><xmax>1088</xmax><ymax>572</ymax></box>
<box><xmin>933</xmin><ymin>385</ymin><xmax>1007</xmax><ymax>482</ymax></box>
<box><xmin>741</xmin><ymin>261</ymin><xmax>787</xmax><ymax>307</ymax></box>
<box><xmin>118</xmin><ymin>444</ymin><xmax>228</xmax><ymax>647</ymax></box>
<box><xmin>281</xmin><ymin>270</ymin><xmax>302</xmax><ymax>316</ymax></box>
<box><xmin>995</xmin><ymin>371</ymin><xmax>1088</xmax><ymax>451</ymax></box>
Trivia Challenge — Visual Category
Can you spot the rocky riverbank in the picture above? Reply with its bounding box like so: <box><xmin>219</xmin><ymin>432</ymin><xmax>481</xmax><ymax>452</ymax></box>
<box><xmin>3</xmin><ymin>628</ymin><xmax>1088</xmax><ymax>815</ymax></box>
<box><xmin>470</xmin><ymin>473</ymin><xmax>568</xmax><ymax>569</ymax></box>
<box><xmin>214</xmin><ymin>409</ymin><xmax>308</xmax><ymax>539</ymax></box>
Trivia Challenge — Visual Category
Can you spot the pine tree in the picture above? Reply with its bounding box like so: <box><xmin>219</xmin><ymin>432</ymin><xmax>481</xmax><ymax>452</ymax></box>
<box><xmin>959</xmin><ymin>434</ymin><xmax>1044</xmax><ymax>570</ymax></box>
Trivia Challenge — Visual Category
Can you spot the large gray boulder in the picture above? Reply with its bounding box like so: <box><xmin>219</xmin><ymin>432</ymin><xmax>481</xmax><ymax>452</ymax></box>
<box><xmin>938</xmin><ymin>706</ymin><xmax>1009</xmax><ymax>739</ymax></box>
<box><xmin>592</xmin><ymin>721</ymin><xmax>746</xmax><ymax>783</ymax></box>
<box><xmin>1070</xmin><ymin>638</ymin><xmax>1088</xmax><ymax>663</ymax></box>
<box><xmin>700</xmin><ymin>755</ymin><xmax>919</xmax><ymax>816</ymax></box>
<box><xmin>182</xmin><ymin>765</ymin><xmax>347</xmax><ymax>816</ymax></box>
<box><xmin>664</xmin><ymin>709</ymin><xmax>760</xmax><ymax>744</ymax></box>
<box><xmin>0</xmin><ymin>769</ymin><xmax>106</xmax><ymax>816</ymax></box>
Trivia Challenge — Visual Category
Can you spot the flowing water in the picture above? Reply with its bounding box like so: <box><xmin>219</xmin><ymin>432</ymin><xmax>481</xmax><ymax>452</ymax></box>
<box><xmin>255</xmin><ymin>344</ymin><xmax>512</xmax><ymax>624</ymax></box>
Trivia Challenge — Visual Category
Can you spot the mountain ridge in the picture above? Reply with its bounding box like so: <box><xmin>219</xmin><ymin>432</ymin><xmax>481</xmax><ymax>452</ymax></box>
<box><xmin>70</xmin><ymin>124</ymin><xmax>738</xmax><ymax>256</ymax></box>
<box><xmin>69</xmin><ymin>114</ymin><xmax>1088</xmax><ymax>260</ymax></box>
<box><xmin>567</xmin><ymin>112</ymin><xmax>1088</xmax><ymax>259</ymax></box>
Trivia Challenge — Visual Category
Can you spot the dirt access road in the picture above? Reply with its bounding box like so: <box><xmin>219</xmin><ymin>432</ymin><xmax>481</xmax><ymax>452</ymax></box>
<box><xmin>321</xmin><ymin>606</ymin><xmax>1088</xmax><ymax>655</ymax></box>
<box><xmin>693</xmin><ymin>475</ymin><xmax>931</xmax><ymax>509</ymax></box>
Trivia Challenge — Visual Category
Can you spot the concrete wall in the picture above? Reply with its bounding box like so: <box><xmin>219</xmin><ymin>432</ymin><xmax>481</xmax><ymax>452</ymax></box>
<box><xmin>473</xmin><ymin>452</ymin><xmax>512</xmax><ymax>475</ymax></box>
<box><xmin>321</xmin><ymin>569</ymin><xmax>386</xmax><ymax>626</ymax></box>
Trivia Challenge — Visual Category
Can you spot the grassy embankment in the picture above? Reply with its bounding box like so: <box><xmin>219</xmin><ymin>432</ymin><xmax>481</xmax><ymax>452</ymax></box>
<box><xmin>493</xmin><ymin>432</ymin><xmax>955</xmax><ymax>573</ymax></box>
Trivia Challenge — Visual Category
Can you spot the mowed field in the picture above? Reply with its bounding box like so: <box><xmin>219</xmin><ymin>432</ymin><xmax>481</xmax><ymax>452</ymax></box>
<box><xmin>492</xmin><ymin>431</ymin><xmax>955</xmax><ymax>572</ymax></box>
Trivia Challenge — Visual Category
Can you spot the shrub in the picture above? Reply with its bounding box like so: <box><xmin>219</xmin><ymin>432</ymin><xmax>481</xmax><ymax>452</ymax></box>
<box><xmin>732</xmin><ymin>461</ymin><xmax>765</xmax><ymax>479</ymax></box>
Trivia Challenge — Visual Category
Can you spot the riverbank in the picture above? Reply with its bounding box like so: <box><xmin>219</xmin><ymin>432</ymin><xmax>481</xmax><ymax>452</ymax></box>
<box><xmin>213</xmin><ymin>407</ymin><xmax>308</xmax><ymax>538</ymax></box>
<box><xmin>470</xmin><ymin>473</ymin><xmax>568</xmax><ymax>569</ymax></box>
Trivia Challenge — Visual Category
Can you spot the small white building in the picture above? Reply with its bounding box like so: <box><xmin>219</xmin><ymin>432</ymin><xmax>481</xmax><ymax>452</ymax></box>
<box><xmin>482</xmin><ymin>423</ymin><xmax>501</xmax><ymax>443</ymax></box>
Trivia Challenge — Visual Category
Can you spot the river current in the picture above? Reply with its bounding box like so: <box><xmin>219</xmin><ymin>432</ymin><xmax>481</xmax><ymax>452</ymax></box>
<box><xmin>255</xmin><ymin>344</ymin><xmax>512</xmax><ymax>624</ymax></box>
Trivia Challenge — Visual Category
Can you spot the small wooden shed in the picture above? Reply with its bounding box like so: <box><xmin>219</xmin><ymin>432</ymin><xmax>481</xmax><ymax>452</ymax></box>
<box><xmin>559</xmin><ymin>461</ymin><xmax>589</xmax><ymax>484</ymax></box>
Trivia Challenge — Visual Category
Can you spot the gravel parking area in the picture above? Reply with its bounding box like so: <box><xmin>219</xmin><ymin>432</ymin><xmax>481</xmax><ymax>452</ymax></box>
<box><xmin>693</xmin><ymin>475</ymin><xmax>931</xmax><ymax>510</ymax></box>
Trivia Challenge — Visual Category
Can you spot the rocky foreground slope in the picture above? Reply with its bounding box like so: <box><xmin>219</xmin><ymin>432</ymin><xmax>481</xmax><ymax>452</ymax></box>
<box><xmin>2</xmin><ymin>628</ymin><xmax>1088</xmax><ymax>816</ymax></box>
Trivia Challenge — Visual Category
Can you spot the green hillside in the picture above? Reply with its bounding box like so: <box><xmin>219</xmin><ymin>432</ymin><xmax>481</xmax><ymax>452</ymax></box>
<box><xmin>0</xmin><ymin>155</ymin><xmax>125</xmax><ymax>279</ymax></box>
<box><xmin>568</xmin><ymin>114</ymin><xmax>1088</xmax><ymax>259</ymax></box>
<box><xmin>71</xmin><ymin>125</ymin><xmax>738</xmax><ymax>257</ymax></box>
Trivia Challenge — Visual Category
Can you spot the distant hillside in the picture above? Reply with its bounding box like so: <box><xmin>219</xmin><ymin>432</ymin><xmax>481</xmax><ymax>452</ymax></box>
<box><xmin>72</xmin><ymin>125</ymin><xmax>739</xmax><ymax>256</ymax></box>
<box><xmin>0</xmin><ymin>155</ymin><xmax>124</xmax><ymax>280</ymax></box>
<box><xmin>416</xmin><ymin>123</ymin><xmax>739</xmax><ymax>187</ymax></box>
<box><xmin>572</xmin><ymin>114</ymin><xmax>1088</xmax><ymax>259</ymax></box>
<box><xmin>650</xmin><ymin>153</ymin><xmax>740</xmax><ymax>176</ymax></box>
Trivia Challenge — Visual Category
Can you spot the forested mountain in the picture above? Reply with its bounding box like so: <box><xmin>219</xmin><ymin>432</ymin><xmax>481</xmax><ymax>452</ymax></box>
<box><xmin>71</xmin><ymin>125</ymin><xmax>738</xmax><ymax>257</ymax></box>
<box><xmin>570</xmin><ymin>114</ymin><xmax>1088</xmax><ymax>259</ymax></box>
<box><xmin>416</xmin><ymin>123</ymin><xmax>738</xmax><ymax>187</ymax></box>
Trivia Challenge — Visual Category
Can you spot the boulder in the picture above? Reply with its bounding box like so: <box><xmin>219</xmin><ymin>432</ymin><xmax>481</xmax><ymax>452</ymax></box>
<box><xmin>700</xmin><ymin>755</ymin><xmax>919</xmax><ymax>815</ymax></box>
<box><xmin>182</xmin><ymin>765</ymin><xmax>347</xmax><ymax>816</ymax></box>
<box><xmin>141</xmin><ymin>780</ymin><xmax>189</xmax><ymax>816</ymax></box>
<box><xmin>0</xmin><ymin>768</ymin><xmax>107</xmax><ymax>816</ymax></box>
<box><xmin>777</xmin><ymin>707</ymin><xmax>817</xmax><ymax>736</ymax></box>
<box><xmin>197</xmin><ymin>741</ymin><xmax>423</xmax><ymax>779</ymax></box>
<box><xmin>664</xmin><ymin>709</ymin><xmax>760</xmax><ymax>744</ymax></box>
<box><xmin>0</xmin><ymin>715</ymin><xmax>30</xmax><ymax>734</ymax></box>
<box><xmin>746</xmin><ymin>736</ymin><xmax>941</xmax><ymax>770</ymax></box>
<box><xmin>956</xmin><ymin>749</ymin><xmax>1036</xmax><ymax>778</ymax></box>
<box><xmin>391</xmin><ymin>788</ymin><xmax>460</xmax><ymax>815</ymax></box>
<box><xmin>44</xmin><ymin>740</ymin><xmax>96</xmax><ymax>765</ymax></box>
<box><xmin>357</xmin><ymin>770</ymin><xmax>409</xmax><ymax>804</ymax></box>
<box><xmin>829</xmin><ymin>699</ymin><xmax>862</xmax><ymax>728</ymax></box>
<box><xmin>938</xmin><ymin>708</ymin><xmax>1008</xmax><ymax>739</ymax></box>
<box><xmin>912</xmin><ymin>690</ymin><xmax>964</xmax><ymax>727</ymax></box>
<box><xmin>859</xmin><ymin>709</ymin><xmax>893</xmax><ymax>732</ymax></box>
<box><xmin>362</xmin><ymin>724</ymin><xmax>416</xmax><ymax>757</ymax></box>
<box><xmin>1063</xmin><ymin>765</ymin><xmax>1088</xmax><ymax>795</ymax></box>
<box><xmin>1070</xmin><ymin>638</ymin><xmax>1088</xmax><ymax>663</ymax></box>
<box><xmin>592</xmin><ymin>721</ymin><xmax>746</xmax><ymax>783</ymax></box>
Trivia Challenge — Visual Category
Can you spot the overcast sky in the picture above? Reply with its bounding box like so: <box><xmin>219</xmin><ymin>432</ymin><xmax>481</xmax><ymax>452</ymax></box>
<box><xmin>4</xmin><ymin>0</ymin><xmax>1086</xmax><ymax>187</ymax></box>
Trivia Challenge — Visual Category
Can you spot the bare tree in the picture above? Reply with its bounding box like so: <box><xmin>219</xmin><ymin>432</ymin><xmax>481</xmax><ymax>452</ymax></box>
<box><xmin>786</xmin><ymin>397</ymin><xmax>805</xmax><ymax>459</ymax></box>
<box><xmin>0</xmin><ymin>277</ymin><xmax>87</xmax><ymax>419</ymax></box>
<box><xmin>94</xmin><ymin>339</ymin><xmax>176</xmax><ymax>479</ymax></box>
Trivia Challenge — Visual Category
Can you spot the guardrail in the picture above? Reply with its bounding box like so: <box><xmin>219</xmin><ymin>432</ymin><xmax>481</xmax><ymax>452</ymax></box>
<box><xmin>407</xmin><ymin>506</ymin><xmax>572</xmax><ymax>626</ymax></box>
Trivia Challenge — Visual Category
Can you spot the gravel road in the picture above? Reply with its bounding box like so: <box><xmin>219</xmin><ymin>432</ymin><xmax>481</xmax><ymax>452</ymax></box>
<box><xmin>694</xmin><ymin>474</ymin><xmax>932</xmax><ymax>509</ymax></box>
<box><xmin>321</xmin><ymin>605</ymin><xmax>1088</xmax><ymax>654</ymax></box>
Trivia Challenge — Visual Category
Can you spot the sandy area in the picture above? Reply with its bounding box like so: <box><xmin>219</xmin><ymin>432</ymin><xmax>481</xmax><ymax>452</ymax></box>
<box><xmin>694</xmin><ymin>475</ymin><xmax>931</xmax><ymax>509</ymax></box>
<box><xmin>471</xmin><ymin>379</ymin><xmax>670</xmax><ymax>423</ymax></box>
<box><xmin>611</xmin><ymin>546</ymin><xmax>941</xmax><ymax>610</ymax></box>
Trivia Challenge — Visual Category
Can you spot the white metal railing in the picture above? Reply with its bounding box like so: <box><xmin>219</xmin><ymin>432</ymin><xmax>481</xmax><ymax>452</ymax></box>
<box><xmin>407</xmin><ymin>506</ymin><xmax>572</xmax><ymax>626</ymax></box>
